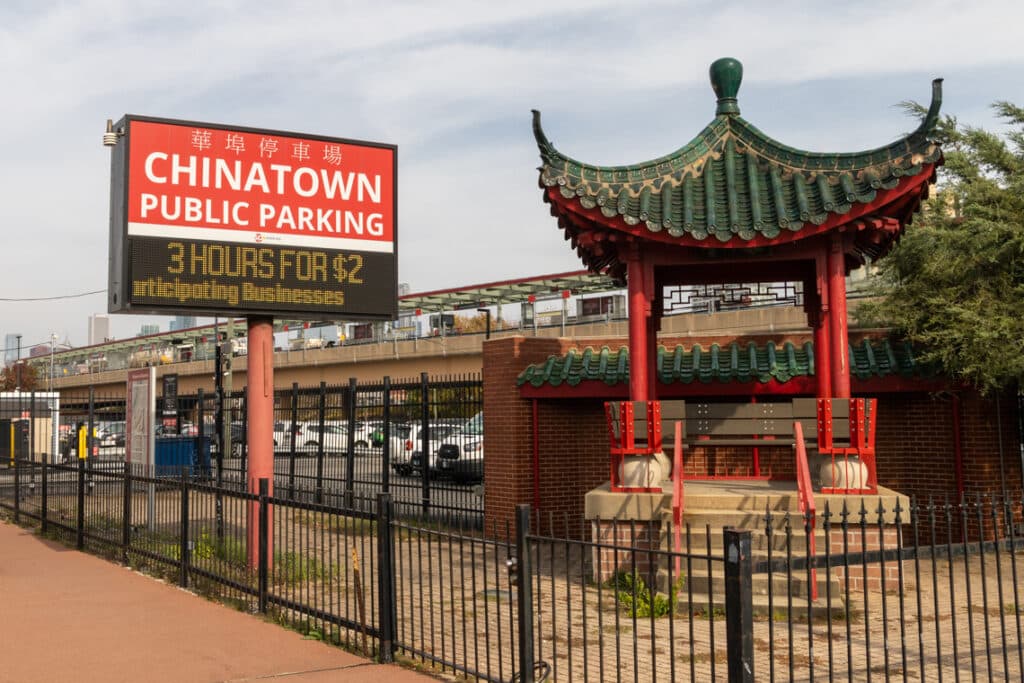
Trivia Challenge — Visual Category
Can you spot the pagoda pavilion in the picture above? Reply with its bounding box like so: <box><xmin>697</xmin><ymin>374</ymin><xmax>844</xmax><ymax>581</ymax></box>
<box><xmin>532</xmin><ymin>57</ymin><xmax>943</xmax><ymax>404</ymax></box>
<box><xmin>480</xmin><ymin>61</ymin><xmax>1020</xmax><ymax>550</ymax></box>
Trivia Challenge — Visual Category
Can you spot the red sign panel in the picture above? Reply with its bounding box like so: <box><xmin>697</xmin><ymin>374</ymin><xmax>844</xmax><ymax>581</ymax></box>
<box><xmin>126</xmin><ymin>120</ymin><xmax>395</xmax><ymax>252</ymax></box>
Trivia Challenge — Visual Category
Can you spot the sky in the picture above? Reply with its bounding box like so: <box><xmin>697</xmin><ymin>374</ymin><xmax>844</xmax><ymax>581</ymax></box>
<box><xmin>2</xmin><ymin>0</ymin><xmax>1023</xmax><ymax>354</ymax></box>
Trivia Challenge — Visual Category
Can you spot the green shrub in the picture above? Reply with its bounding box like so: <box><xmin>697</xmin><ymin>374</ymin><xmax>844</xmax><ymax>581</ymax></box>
<box><xmin>610</xmin><ymin>571</ymin><xmax>684</xmax><ymax>618</ymax></box>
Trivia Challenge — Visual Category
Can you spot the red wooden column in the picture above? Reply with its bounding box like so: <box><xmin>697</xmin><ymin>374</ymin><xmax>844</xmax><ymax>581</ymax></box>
<box><xmin>646</xmin><ymin>303</ymin><xmax>661</xmax><ymax>400</ymax></box>
<box><xmin>813</xmin><ymin>252</ymin><xmax>833</xmax><ymax>399</ymax></box>
<box><xmin>246</xmin><ymin>316</ymin><xmax>275</xmax><ymax>568</ymax></box>
<box><xmin>626</xmin><ymin>249</ymin><xmax>651</xmax><ymax>402</ymax></box>
<box><xmin>827</xmin><ymin>235</ymin><xmax>851</xmax><ymax>398</ymax></box>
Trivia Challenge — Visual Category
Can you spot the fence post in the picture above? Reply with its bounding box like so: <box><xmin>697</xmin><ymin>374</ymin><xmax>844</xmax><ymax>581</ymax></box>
<box><xmin>28</xmin><ymin>392</ymin><xmax>36</xmax><ymax>494</ymax></box>
<box><xmin>28</xmin><ymin>391</ymin><xmax>35</xmax><ymax>462</ymax></box>
<box><xmin>724</xmin><ymin>527</ymin><xmax>754</xmax><ymax>683</ymax></box>
<box><xmin>381</xmin><ymin>376</ymin><xmax>391</xmax><ymax>494</ymax></box>
<box><xmin>515</xmin><ymin>504</ymin><xmax>536</xmax><ymax>683</ymax></box>
<box><xmin>76</xmin><ymin>457</ymin><xmax>85</xmax><ymax>550</ymax></box>
<box><xmin>196</xmin><ymin>388</ymin><xmax>205</xmax><ymax>476</ymax></box>
<box><xmin>86</xmin><ymin>386</ymin><xmax>95</xmax><ymax>496</ymax></box>
<box><xmin>122</xmin><ymin>462</ymin><xmax>131</xmax><ymax>564</ymax></box>
<box><xmin>376</xmin><ymin>493</ymin><xmax>397</xmax><ymax>662</ymax></box>
<box><xmin>316</xmin><ymin>381</ymin><xmax>326</xmax><ymax>504</ymax></box>
<box><xmin>344</xmin><ymin>377</ymin><xmax>357</xmax><ymax>508</ymax></box>
<box><xmin>12</xmin><ymin>454</ymin><xmax>21</xmax><ymax>524</ymax></box>
<box><xmin>240</xmin><ymin>394</ymin><xmax>248</xmax><ymax>483</ymax></box>
<box><xmin>258</xmin><ymin>478</ymin><xmax>269</xmax><ymax>613</ymax></box>
<box><xmin>179</xmin><ymin>467</ymin><xmax>190</xmax><ymax>588</ymax></box>
<box><xmin>288</xmin><ymin>382</ymin><xmax>298</xmax><ymax>500</ymax></box>
<box><xmin>419</xmin><ymin>372</ymin><xmax>431</xmax><ymax>518</ymax></box>
<box><xmin>40</xmin><ymin>457</ymin><xmax>48</xmax><ymax>534</ymax></box>
<box><xmin>13</xmin><ymin>450</ymin><xmax>20</xmax><ymax>523</ymax></box>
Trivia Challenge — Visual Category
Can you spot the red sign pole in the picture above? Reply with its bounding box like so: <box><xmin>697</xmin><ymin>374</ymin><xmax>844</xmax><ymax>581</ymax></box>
<box><xmin>246</xmin><ymin>315</ymin><xmax>274</xmax><ymax>569</ymax></box>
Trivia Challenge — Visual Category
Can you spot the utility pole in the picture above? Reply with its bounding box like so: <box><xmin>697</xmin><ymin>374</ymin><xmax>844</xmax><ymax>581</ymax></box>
<box><xmin>15</xmin><ymin>334</ymin><xmax>22</xmax><ymax>390</ymax></box>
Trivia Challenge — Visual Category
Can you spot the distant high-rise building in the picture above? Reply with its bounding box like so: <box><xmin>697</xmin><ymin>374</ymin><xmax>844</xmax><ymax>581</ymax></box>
<box><xmin>170</xmin><ymin>315</ymin><xmax>196</xmax><ymax>332</ymax></box>
<box><xmin>88</xmin><ymin>315</ymin><xmax>111</xmax><ymax>346</ymax></box>
<box><xmin>4</xmin><ymin>332</ymin><xmax>22</xmax><ymax>365</ymax></box>
<box><xmin>139</xmin><ymin>324</ymin><xmax>160</xmax><ymax>336</ymax></box>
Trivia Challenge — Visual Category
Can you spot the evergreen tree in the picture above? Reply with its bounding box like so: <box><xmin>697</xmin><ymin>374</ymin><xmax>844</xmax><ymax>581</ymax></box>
<box><xmin>857</xmin><ymin>102</ymin><xmax>1024</xmax><ymax>393</ymax></box>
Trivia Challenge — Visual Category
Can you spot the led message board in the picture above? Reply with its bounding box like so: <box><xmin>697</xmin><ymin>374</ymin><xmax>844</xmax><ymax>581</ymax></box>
<box><xmin>107</xmin><ymin>116</ymin><xmax>397</xmax><ymax>320</ymax></box>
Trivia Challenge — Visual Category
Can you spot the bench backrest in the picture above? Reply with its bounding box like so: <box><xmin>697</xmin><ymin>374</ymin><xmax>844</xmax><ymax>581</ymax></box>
<box><xmin>608</xmin><ymin>398</ymin><xmax>874</xmax><ymax>453</ymax></box>
<box><xmin>606</xmin><ymin>400</ymin><xmax>661</xmax><ymax>453</ymax></box>
<box><xmin>660</xmin><ymin>398</ymin><xmax>872</xmax><ymax>451</ymax></box>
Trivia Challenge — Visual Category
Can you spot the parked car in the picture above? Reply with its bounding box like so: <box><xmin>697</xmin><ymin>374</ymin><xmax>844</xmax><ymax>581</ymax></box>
<box><xmin>437</xmin><ymin>413</ymin><xmax>484</xmax><ymax>484</ymax></box>
<box><xmin>205</xmin><ymin>422</ymin><xmax>247</xmax><ymax>458</ymax></box>
<box><xmin>272</xmin><ymin>421</ymin><xmax>305</xmax><ymax>450</ymax></box>
<box><xmin>300</xmin><ymin>422</ymin><xmax>349</xmax><ymax>452</ymax></box>
<box><xmin>351</xmin><ymin>420</ymin><xmax>384</xmax><ymax>449</ymax></box>
<box><xmin>380</xmin><ymin>422</ymin><xmax>414</xmax><ymax>458</ymax></box>
<box><xmin>394</xmin><ymin>421</ymin><xmax>465</xmax><ymax>477</ymax></box>
<box><xmin>98</xmin><ymin>421</ymin><xmax>126</xmax><ymax>447</ymax></box>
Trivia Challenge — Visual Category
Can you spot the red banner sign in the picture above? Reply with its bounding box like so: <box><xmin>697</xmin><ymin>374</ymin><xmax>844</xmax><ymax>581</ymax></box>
<box><xmin>126</xmin><ymin>120</ymin><xmax>395</xmax><ymax>252</ymax></box>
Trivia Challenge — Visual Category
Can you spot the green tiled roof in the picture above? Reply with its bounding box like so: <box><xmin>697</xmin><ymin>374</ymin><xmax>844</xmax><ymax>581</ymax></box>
<box><xmin>533</xmin><ymin>58</ymin><xmax>943</xmax><ymax>244</ymax></box>
<box><xmin>516</xmin><ymin>338</ymin><xmax>930</xmax><ymax>388</ymax></box>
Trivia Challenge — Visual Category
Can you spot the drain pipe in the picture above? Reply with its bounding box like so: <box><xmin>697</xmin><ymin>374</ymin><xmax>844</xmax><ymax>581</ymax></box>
<box><xmin>997</xmin><ymin>394</ymin><xmax>1008</xmax><ymax>504</ymax></box>
<box><xmin>952</xmin><ymin>394</ymin><xmax>964</xmax><ymax>502</ymax></box>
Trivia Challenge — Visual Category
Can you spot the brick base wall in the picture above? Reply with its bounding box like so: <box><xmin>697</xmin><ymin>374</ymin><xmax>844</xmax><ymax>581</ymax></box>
<box><xmin>829</xmin><ymin>525</ymin><xmax>904</xmax><ymax>593</ymax></box>
<box><xmin>590</xmin><ymin>519</ymin><xmax>662</xmax><ymax>584</ymax></box>
<box><xmin>483</xmin><ymin>337</ymin><xmax>1024</xmax><ymax>543</ymax></box>
<box><xmin>683</xmin><ymin>445</ymin><xmax>794</xmax><ymax>479</ymax></box>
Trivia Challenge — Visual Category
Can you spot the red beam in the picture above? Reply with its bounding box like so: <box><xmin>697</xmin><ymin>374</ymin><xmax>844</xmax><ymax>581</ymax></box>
<box><xmin>518</xmin><ymin>374</ymin><xmax>951</xmax><ymax>400</ymax></box>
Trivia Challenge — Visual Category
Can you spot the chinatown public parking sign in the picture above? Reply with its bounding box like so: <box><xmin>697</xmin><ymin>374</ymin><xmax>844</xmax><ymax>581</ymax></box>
<box><xmin>107</xmin><ymin>115</ymin><xmax>397</xmax><ymax>320</ymax></box>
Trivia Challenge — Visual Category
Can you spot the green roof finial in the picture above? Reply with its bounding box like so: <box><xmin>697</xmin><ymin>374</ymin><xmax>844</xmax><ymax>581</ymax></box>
<box><xmin>710</xmin><ymin>57</ymin><xmax>743</xmax><ymax>116</ymax></box>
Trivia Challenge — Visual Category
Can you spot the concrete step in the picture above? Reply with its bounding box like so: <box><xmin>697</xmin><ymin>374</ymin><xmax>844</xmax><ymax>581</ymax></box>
<box><xmin>682</xmin><ymin>492</ymin><xmax>805</xmax><ymax>513</ymax></box>
<box><xmin>660</xmin><ymin>525</ymin><xmax>825</xmax><ymax>555</ymax></box>
<box><xmin>658</xmin><ymin>564</ymin><xmax>842</xmax><ymax>600</ymax></box>
<box><xmin>676</xmin><ymin>591</ymin><xmax>849</xmax><ymax>620</ymax></box>
<box><xmin>675</xmin><ymin>508</ymin><xmax>817</xmax><ymax>534</ymax></box>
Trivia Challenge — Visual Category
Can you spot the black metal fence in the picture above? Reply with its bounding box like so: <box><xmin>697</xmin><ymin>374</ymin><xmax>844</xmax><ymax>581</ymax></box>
<box><xmin>14</xmin><ymin>373</ymin><xmax>483</xmax><ymax>527</ymax></box>
<box><xmin>2</xmin><ymin>458</ymin><xmax>1023</xmax><ymax>681</ymax></box>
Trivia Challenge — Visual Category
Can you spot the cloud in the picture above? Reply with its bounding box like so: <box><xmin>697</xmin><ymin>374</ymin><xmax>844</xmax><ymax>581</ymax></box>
<box><xmin>2</xmin><ymin>0</ymin><xmax>1024</xmax><ymax>344</ymax></box>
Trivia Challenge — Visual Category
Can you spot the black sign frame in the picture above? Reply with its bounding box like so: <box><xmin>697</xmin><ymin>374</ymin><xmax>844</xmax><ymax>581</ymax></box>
<box><xmin>107</xmin><ymin>115</ymin><xmax>398</xmax><ymax>322</ymax></box>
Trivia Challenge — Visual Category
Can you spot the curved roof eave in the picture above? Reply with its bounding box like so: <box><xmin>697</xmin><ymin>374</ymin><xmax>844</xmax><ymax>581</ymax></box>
<box><xmin>532</xmin><ymin>70</ymin><xmax>943</xmax><ymax>245</ymax></box>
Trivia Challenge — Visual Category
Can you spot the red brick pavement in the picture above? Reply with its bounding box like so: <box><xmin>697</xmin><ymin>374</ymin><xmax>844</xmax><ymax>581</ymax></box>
<box><xmin>0</xmin><ymin>521</ymin><xmax>439</xmax><ymax>683</ymax></box>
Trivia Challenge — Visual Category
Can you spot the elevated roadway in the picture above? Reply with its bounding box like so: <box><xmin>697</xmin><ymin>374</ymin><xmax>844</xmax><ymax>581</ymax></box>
<box><xmin>50</xmin><ymin>305</ymin><xmax>810</xmax><ymax>397</ymax></box>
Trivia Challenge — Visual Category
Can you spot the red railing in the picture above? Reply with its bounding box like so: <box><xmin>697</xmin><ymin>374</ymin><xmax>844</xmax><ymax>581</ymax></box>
<box><xmin>818</xmin><ymin>398</ymin><xmax>879</xmax><ymax>495</ymax></box>
<box><xmin>671</xmin><ymin>420</ymin><xmax>684</xmax><ymax>576</ymax></box>
<box><xmin>604</xmin><ymin>400</ymin><xmax>662</xmax><ymax>493</ymax></box>
<box><xmin>793</xmin><ymin>420</ymin><xmax>818</xmax><ymax>601</ymax></box>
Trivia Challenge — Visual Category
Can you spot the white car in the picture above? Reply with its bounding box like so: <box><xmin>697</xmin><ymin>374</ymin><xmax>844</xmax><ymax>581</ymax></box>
<box><xmin>272</xmin><ymin>421</ymin><xmax>305</xmax><ymax>450</ymax></box>
<box><xmin>351</xmin><ymin>420</ymin><xmax>384</xmax><ymax>449</ymax></box>
<box><xmin>393</xmin><ymin>422</ymin><xmax>465</xmax><ymax>477</ymax></box>
<box><xmin>437</xmin><ymin>413</ymin><xmax>484</xmax><ymax>484</ymax></box>
<box><xmin>299</xmin><ymin>422</ymin><xmax>349</xmax><ymax>453</ymax></box>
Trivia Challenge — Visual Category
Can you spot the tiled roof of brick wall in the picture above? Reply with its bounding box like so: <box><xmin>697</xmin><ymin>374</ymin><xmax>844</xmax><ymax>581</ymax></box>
<box><xmin>516</xmin><ymin>338</ymin><xmax>931</xmax><ymax>388</ymax></box>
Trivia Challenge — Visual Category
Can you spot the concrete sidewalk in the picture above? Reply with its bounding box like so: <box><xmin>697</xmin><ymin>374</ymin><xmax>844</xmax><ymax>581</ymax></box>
<box><xmin>0</xmin><ymin>521</ymin><xmax>438</xmax><ymax>682</ymax></box>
